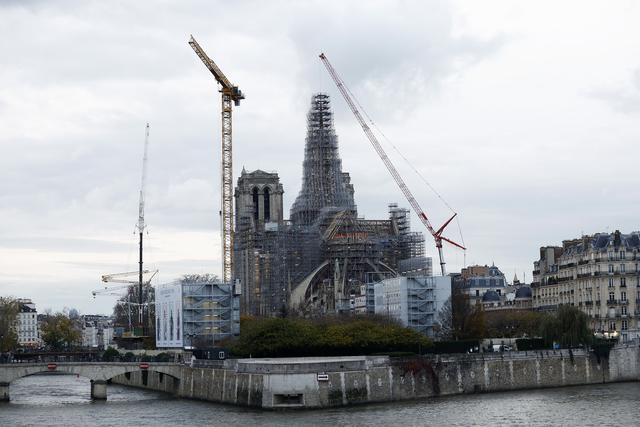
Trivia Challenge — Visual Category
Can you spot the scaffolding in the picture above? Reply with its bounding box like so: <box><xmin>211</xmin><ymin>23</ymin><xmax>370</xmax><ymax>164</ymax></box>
<box><xmin>290</xmin><ymin>94</ymin><xmax>356</xmax><ymax>225</ymax></box>
<box><xmin>233</xmin><ymin>93</ymin><xmax>428</xmax><ymax>317</ymax></box>
<box><xmin>181</xmin><ymin>278</ymin><xmax>240</xmax><ymax>348</ymax></box>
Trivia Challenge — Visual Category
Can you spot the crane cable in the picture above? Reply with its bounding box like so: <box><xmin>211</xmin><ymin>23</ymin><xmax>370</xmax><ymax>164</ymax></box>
<box><xmin>342</xmin><ymin>83</ymin><xmax>466</xmax><ymax>250</ymax></box>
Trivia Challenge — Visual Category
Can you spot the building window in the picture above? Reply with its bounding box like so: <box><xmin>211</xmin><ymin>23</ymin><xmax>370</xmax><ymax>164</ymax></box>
<box><xmin>621</xmin><ymin>251</ymin><xmax>626</xmax><ymax>260</ymax></box>
<box><xmin>621</xmin><ymin>291</ymin><xmax>627</xmax><ymax>301</ymax></box>
<box><xmin>609</xmin><ymin>278</ymin><xmax>614</xmax><ymax>288</ymax></box>
<box><xmin>263</xmin><ymin>187</ymin><xmax>271</xmax><ymax>222</ymax></box>
<box><xmin>622</xmin><ymin>306</ymin><xmax>628</xmax><ymax>315</ymax></box>
<box><xmin>622</xmin><ymin>320</ymin><xmax>628</xmax><ymax>331</ymax></box>
<box><xmin>610</xmin><ymin>321</ymin><xmax>616</xmax><ymax>331</ymax></box>
<box><xmin>609</xmin><ymin>264</ymin><xmax>614</xmax><ymax>273</ymax></box>
<box><xmin>621</xmin><ymin>277</ymin><xmax>626</xmax><ymax>287</ymax></box>
<box><xmin>475</xmin><ymin>290</ymin><xmax>479</xmax><ymax>296</ymax></box>
<box><xmin>609</xmin><ymin>292</ymin><xmax>615</xmax><ymax>302</ymax></box>
<box><xmin>252</xmin><ymin>187</ymin><xmax>259</xmax><ymax>222</ymax></box>
<box><xmin>621</xmin><ymin>264</ymin><xmax>626</xmax><ymax>273</ymax></box>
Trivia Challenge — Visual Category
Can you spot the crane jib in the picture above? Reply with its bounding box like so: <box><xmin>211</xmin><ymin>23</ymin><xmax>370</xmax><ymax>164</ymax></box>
<box><xmin>319</xmin><ymin>53</ymin><xmax>465</xmax><ymax>275</ymax></box>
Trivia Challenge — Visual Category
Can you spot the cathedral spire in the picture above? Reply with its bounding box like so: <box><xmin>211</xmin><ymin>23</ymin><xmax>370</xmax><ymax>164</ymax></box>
<box><xmin>290</xmin><ymin>93</ymin><xmax>355</xmax><ymax>225</ymax></box>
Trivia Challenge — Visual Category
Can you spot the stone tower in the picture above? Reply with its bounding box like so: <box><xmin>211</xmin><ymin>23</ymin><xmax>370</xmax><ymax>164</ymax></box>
<box><xmin>234</xmin><ymin>168</ymin><xmax>284</xmax><ymax>231</ymax></box>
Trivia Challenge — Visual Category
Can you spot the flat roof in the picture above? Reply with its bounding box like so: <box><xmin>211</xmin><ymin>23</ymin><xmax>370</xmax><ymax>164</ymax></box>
<box><xmin>236</xmin><ymin>356</ymin><xmax>370</xmax><ymax>364</ymax></box>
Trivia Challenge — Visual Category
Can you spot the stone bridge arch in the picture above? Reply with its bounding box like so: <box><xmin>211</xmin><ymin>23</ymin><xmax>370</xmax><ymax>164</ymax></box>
<box><xmin>0</xmin><ymin>363</ymin><xmax>183</xmax><ymax>401</ymax></box>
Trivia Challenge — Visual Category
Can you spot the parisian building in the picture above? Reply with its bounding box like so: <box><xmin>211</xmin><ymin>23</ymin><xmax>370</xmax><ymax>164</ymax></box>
<box><xmin>369</xmin><ymin>275</ymin><xmax>451</xmax><ymax>338</ymax></box>
<box><xmin>451</xmin><ymin>264</ymin><xmax>507</xmax><ymax>305</ymax></box>
<box><xmin>155</xmin><ymin>277</ymin><xmax>240</xmax><ymax>349</ymax></box>
<box><xmin>532</xmin><ymin>230</ymin><xmax>640</xmax><ymax>342</ymax></box>
<box><xmin>81</xmin><ymin>315</ymin><xmax>114</xmax><ymax>349</ymax></box>
<box><xmin>16</xmin><ymin>299</ymin><xmax>40</xmax><ymax>348</ymax></box>
<box><xmin>480</xmin><ymin>275</ymin><xmax>533</xmax><ymax>312</ymax></box>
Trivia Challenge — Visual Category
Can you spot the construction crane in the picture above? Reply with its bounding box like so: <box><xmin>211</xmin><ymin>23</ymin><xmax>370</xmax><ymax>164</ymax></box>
<box><xmin>92</xmin><ymin>124</ymin><xmax>155</xmax><ymax>335</ymax></box>
<box><xmin>319</xmin><ymin>53</ymin><xmax>465</xmax><ymax>276</ymax></box>
<box><xmin>188</xmin><ymin>35</ymin><xmax>244</xmax><ymax>284</ymax></box>
<box><xmin>93</xmin><ymin>270</ymin><xmax>158</xmax><ymax>334</ymax></box>
<box><xmin>136</xmin><ymin>123</ymin><xmax>150</xmax><ymax>333</ymax></box>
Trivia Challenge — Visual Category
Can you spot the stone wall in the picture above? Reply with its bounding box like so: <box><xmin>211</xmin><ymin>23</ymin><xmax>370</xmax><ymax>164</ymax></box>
<box><xmin>111</xmin><ymin>344</ymin><xmax>640</xmax><ymax>409</ymax></box>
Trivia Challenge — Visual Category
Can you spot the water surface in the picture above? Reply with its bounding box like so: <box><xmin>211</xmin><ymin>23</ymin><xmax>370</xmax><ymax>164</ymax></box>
<box><xmin>0</xmin><ymin>374</ymin><xmax>637</xmax><ymax>426</ymax></box>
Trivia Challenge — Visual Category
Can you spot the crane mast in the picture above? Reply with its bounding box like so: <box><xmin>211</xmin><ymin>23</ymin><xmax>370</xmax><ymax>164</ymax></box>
<box><xmin>319</xmin><ymin>53</ymin><xmax>465</xmax><ymax>275</ymax></box>
<box><xmin>136</xmin><ymin>123</ymin><xmax>150</xmax><ymax>333</ymax></box>
<box><xmin>189</xmin><ymin>35</ymin><xmax>244</xmax><ymax>284</ymax></box>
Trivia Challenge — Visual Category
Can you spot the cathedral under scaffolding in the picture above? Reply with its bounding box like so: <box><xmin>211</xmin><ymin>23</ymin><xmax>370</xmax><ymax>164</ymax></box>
<box><xmin>233</xmin><ymin>93</ymin><xmax>430</xmax><ymax>317</ymax></box>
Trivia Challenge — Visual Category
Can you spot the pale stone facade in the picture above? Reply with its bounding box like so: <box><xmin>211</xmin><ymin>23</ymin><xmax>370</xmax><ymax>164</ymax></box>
<box><xmin>452</xmin><ymin>264</ymin><xmax>507</xmax><ymax>305</ymax></box>
<box><xmin>16</xmin><ymin>299</ymin><xmax>40</xmax><ymax>348</ymax></box>
<box><xmin>532</xmin><ymin>230</ymin><xmax>640</xmax><ymax>342</ymax></box>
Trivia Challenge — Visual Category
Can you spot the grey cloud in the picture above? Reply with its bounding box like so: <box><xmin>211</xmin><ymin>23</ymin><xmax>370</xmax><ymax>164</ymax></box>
<box><xmin>589</xmin><ymin>68</ymin><xmax>640</xmax><ymax>113</ymax></box>
<box><xmin>287</xmin><ymin>0</ymin><xmax>507</xmax><ymax>117</ymax></box>
<box><xmin>2</xmin><ymin>1</ymin><xmax>640</xmax><ymax>313</ymax></box>
<box><xmin>0</xmin><ymin>236</ymin><xmax>132</xmax><ymax>253</ymax></box>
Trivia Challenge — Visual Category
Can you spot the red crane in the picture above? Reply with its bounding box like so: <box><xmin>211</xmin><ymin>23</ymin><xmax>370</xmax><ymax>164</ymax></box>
<box><xmin>319</xmin><ymin>53</ymin><xmax>465</xmax><ymax>276</ymax></box>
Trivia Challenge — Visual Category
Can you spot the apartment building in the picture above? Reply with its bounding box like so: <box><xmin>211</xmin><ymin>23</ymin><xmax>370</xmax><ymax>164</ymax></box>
<box><xmin>16</xmin><ymin>299</ymin><xmax>40</xmax><ymax>348</ymax></box>
<box><xmin>532</xmin><ymin>230</ymin><xmax>640</xmax><ymax>342</ymax></box>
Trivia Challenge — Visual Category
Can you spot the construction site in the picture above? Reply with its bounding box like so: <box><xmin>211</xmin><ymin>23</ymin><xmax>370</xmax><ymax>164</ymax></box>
<box><xmin>97</xmin><ymin>37</ymin><xmax>465</xmax><ymax>347</ymax></box>
<box><xmin>185</xmin><ymin>39</ymin><xmax>465</xmax><ymax>324</ymax></box>
<box><xmin>229</xmin><ymin>50</ymin><xmax>467</xmax><ymax>322</ymax></box>
<box><xmin>234</xmin><ymin>93</ymin><xmax>430</xmax><ymax>317</ymax></box>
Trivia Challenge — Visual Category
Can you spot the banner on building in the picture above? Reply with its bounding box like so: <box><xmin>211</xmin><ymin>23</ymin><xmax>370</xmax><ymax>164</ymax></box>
<box><xmin>155</xmin><ymin>282</ymin><xmax>182</xmax><ymax>348</ymax></box>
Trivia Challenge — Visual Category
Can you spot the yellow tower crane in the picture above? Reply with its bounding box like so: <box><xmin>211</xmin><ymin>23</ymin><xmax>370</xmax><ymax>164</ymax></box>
<box><xmin>189</xmin><ymin>35</ymin><xmax>244</xmax><ymax>283</ymax></box>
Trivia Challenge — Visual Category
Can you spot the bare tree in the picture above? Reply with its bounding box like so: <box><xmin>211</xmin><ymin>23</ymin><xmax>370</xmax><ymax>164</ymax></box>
<box><xmin>0</xmin><ymin>297</ymin><xmax>19</xmax><ymax>351</ymax></box>
<box><xmin>434</xmin><ymin>296</ymin><xmax>453</xmax><ymax>340</ymax></box>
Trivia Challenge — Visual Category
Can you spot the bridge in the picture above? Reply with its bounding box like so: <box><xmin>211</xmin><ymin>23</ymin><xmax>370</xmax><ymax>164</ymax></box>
<box><xmin>0</xmin><ymin>362</ymin><xmax>183</xmax><ymax>401</ymax></box>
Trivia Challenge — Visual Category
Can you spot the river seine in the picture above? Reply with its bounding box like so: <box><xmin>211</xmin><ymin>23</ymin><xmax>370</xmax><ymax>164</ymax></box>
<box><xmin>0</xmin><ymin>374</ymin><xmax>638</xmax><ymax>426</ymax></box>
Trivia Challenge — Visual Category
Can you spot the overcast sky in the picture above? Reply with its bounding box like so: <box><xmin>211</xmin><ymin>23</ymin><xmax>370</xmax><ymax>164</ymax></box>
<box><xmin>2</xmin><ymin>0</ymin><xmax>640</xmax><ymax>314</ymax></box>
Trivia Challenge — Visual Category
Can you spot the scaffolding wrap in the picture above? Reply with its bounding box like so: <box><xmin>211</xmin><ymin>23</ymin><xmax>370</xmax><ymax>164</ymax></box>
<box><xmin>290</xmin><ymin>94</ymin><xmax>356</xmax><ymax>225</ymax></box>
<box><xmin>233</xmin><ymin>94</ymin><xmax>428</xmax><ymax>317</ymax></box>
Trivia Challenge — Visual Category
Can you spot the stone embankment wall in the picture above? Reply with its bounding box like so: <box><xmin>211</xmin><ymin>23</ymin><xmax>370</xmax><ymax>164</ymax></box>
<box><xmin>112</xmin><ymin>344</ymin><xmax>639</xmax><ymax>409</ymax></box>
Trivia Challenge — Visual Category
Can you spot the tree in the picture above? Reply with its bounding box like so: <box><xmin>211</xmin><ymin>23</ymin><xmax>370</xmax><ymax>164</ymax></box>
<box><xmin>180</xmin><ymin>273</ymin><xmax>219</xmax><ymax>284</ymax></box>
<box><xmin>102</xmin><ymin>347</ymin><xmax>120</xmax><ymax>361</ymax></box>
<box><xmin>0</xmin><ymin>297</ymin><xmax>19</xmax><ymax>352</ymax></box>
<box><xmin>112</xmin><ymin>282</ymin><xmax>155</xmax><ymax>337</ymax></box>
<box><xmin>225</xmin><ymin>315</ymin><xmax>431</xmax><ymax>358</ymax></box>
<box><xmin>434</xmin><ymin>296</ymin><xmax>453</xmax><ymax>340</ymax></box>
<box><xmin>484</xmin><ymin>310</ymin><xmax>545</xmax><ymax>338</ymax></box>
<box><xmin>41</xmin><ymin>312</ymin><xmax>81</xmax><ymax>350</ymax></box>
<box><xmin>540</xmin><ymin>305</ymin><xmax>591</xmax><ymax>348</ymax></box>
<box><xmin>436</xmin><ymin>290</ymin><xmax>485</xmax><ymax>341</ymax></box>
